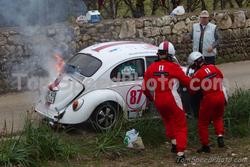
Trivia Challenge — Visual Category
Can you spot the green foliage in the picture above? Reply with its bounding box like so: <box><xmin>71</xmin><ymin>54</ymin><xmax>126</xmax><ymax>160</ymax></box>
<box><xmin>86</xmin><ymin>116</ymin><xmax>166</xmax><ymax>158</ymax></box>
<box><xmin>0</xmin><ymin>135</ymin><xmax>34</xmax><ymax>167</ymax></box>
<box><xmin>224</xmin><ymin>88</ymin><xmax>250</xmax><ymax>137</ymax></box>
<box><xmin>23</xmin><ymin>121</ymin><xmax>77</xmax><ymax>162</ymax></box>
<box><xmin>0</xmin><ymin>120</ymin><xmax>77</xmax><ymax>167</ymax></box>
<box><xmin>98</xmin><ymin>0</ymin><xmax>250</xmax><ymax>19</ymax></box>
<box><xmin>92</xmin><ymin>87</ymin><xmax>250</xmax><ymax>156</ymax></box>
<box><xmin>93</xmin><ymin>119</ymin><xmax>127</xmax><ymax>157</ymax></box>
<box><xmin>127</xmin><ymin>118</ymin><xmax>166</xmax><ymax>147</ymax></box>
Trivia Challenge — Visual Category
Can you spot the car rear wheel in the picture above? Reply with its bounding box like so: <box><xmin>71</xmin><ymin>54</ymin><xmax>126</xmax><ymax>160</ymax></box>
<box><xmin>90</xmin><ymin>102</ymin><xmax>122</xmax><ymax>131</ymax></box>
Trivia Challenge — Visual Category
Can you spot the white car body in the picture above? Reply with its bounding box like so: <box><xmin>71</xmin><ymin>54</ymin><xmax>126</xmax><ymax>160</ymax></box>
<box><xmin>35</xmin><ymin>41</ymin><xmax>185</xmax><ymax>130</ymax></box>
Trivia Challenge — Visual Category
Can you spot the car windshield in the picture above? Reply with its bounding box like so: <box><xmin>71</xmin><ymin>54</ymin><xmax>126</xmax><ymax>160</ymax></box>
<box><xmin>65</xmin><ymin>53</ymin><xmax>102</xmax><ymax>77</ymax></box>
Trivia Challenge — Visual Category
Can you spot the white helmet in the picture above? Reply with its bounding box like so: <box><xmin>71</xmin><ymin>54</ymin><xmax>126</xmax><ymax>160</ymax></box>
<box><xmin>157</xmin><ymin>41</ymin><xmax>175</xmax><ymax>57</ymax></box>
<box><xmin>188</xmin><ymin>51</ymin><xmax>204</xmax><ymax>66</ymax></box>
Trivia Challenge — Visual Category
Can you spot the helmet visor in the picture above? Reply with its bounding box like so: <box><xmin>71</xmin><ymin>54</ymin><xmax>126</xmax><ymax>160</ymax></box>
<box><xmin>157</xmin><ymin>50</ymin><xmax>167</xmax><ymax>55</ymax></box>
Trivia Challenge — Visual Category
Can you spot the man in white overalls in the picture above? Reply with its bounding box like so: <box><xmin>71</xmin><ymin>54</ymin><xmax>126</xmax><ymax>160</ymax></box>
<box><xmin>189</xmin><ymin>10</ymin><xmax>220</xmax><ymax>65</ymax></box>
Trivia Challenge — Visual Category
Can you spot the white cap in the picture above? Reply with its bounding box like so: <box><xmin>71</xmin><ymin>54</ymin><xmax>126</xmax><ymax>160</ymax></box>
<box><xmin>200</xmin><ymin>10</ymin><xmax>209</xmax><ymax>18</ymax></box>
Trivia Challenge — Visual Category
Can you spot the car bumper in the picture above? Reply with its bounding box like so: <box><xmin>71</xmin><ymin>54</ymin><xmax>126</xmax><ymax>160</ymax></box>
<box><xmin>35</xmin><ymin>100</ymin><xmax>65</xmax><ymax>122</ymax></box>
<box><xmin>35</xmin><ymin>98</ymin><xmax>92</xmax><ymax>124</ymax></box>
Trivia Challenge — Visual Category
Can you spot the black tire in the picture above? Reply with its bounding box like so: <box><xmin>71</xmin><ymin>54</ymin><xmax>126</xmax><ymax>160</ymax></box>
<box><xmin>90</xmin><ymin>102</ymin><xmax>122</xmax><ymax>131</ymax></box>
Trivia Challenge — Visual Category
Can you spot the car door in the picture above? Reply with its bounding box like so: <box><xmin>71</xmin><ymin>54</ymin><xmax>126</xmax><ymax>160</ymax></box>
<box><xmin>109</xmin><ymin>58</ymin><xmax>147</xmax><ymax>119</ymax></box>
<box><xmin>143</xmin><ymin>56</ymin><xmax>160</xmax><ymax>118</ymax></box>
<box><xmin>145</xmin><ymin>56</ymin><xmax>158</xmax><ymax>68</ymax></box>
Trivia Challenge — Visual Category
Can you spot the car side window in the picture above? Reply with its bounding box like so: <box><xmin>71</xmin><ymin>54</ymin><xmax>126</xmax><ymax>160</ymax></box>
<box><xmin>146</xmin><ymin>56</ymin><xmax>158</xmax><ymax>68</ymax></box>
<box><xmin>111</xmin><ymin>59</ymin><xmax>145</xmax><ymax>82</ymax></box>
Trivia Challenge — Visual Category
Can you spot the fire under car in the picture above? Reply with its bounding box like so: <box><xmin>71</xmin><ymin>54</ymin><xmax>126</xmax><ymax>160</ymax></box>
<box><xmin>35</xmin><ymin>41</ymin><xmax>193</xmax><ymax>131</ymax></box>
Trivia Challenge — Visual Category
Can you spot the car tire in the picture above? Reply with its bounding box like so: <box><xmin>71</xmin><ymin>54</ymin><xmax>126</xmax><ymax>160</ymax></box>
<box><xmin>90</xmin><ymin>102</ymin><xmax>122</xmax><ymax>131</ymax></box>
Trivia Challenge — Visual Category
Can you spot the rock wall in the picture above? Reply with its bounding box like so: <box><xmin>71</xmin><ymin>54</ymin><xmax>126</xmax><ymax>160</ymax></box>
<box><xmin>74</xmin><ymin>9</ymin><xmax>250</xmax><ymax>63</ymax></box>
<box><xmin>1</xmin><ymin>9</ymin><xmax>250</xmax><ymax>93</ymax></box>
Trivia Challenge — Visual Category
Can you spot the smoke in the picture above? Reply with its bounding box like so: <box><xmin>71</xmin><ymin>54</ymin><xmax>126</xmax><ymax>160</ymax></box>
<box><xmin>0</xmin><ymin>0</ymin><xmax>87</xmax><ymax>92</ymax></box>
<box><xmin>0</xmin><ymin>0</ymin><xmax>87</xmax><ymax>26</ymax></box>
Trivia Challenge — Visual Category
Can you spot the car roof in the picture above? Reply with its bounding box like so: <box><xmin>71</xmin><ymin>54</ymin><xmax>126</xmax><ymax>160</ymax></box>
<box><xmin>78</xmin><ymin>41</ymin><xmax>158</xmax><ymax>65</ymax></box>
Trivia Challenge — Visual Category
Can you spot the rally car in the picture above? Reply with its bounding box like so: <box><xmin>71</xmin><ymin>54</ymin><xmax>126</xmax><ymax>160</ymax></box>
<box><xmin>35</xmin><ymin>41</ymin><xmax>188</xmax><ymax>131</ymax></box>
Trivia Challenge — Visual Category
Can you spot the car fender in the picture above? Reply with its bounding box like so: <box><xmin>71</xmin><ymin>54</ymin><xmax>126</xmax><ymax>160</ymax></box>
<box><xmin>58</xmin><ymin>89</ymin><xmax>126</xmax><ymax>124</ymax></box>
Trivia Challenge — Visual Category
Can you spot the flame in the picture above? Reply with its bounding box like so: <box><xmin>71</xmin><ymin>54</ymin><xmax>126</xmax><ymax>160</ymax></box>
<box><xmin>54</xmin><ymin>53</ymin><xmax>65</xmax><ymax>75</ymax></box>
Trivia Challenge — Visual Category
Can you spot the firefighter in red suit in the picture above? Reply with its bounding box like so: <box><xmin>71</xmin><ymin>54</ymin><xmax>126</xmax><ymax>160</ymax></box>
<box><xmin>187</xmin><ymin>51</ymin><xmax>227</xmax><ymax>153</ymax></box>
<box><xmin>142</xmin><ymin>41</ymin><xmax>191</xmax><ymax>163</ymax></box>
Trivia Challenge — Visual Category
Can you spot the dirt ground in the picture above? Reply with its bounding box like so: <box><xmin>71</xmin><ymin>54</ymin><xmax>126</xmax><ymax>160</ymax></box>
<box><xmin>44</xmin><ymin>129</ymin><xmax>250</xmax><ymax>167</ymax></box>
<box><xmin>70</xmin><ymin>136</ymin><xmax>250</xmax><ymax>167</ymax></box>
<box><xmin>0</xmin><ymin>61</ymin><xmax>249</xmax><ymax>133</ymax></box>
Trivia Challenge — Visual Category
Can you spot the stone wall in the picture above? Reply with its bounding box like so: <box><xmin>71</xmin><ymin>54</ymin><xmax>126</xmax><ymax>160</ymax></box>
<box><xmin>1</xmin><ymin>9</ymin><xmax>250</xmax><ymax>93</ymax></box>
<box><xmin>74</xmin><ymin>9</ymin><xmax>250</xmax><ymax>63</ymax></box>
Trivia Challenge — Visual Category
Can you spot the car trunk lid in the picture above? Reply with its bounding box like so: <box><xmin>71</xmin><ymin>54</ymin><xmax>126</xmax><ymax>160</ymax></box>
<box><xmin>46</xmin><ymin>74</ymin><xmax>84</xmax><ymax>111</ymax></box>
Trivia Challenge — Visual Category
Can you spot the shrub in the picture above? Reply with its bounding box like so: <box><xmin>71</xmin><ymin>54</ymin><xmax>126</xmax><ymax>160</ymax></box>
<box><xmin>23</xmin><ymin>121</ymin><xmax>77</xmax><ymax>162</ymax></box>
<box><xmin>93</xmin><ymin>117</ymin><xmax>127</xmax><ymax>157</ymax></box>
<box><xmin>0</xmin><ymin>135</ymin><xmax>34</xmax><ymax>167</ymax></box>
<box><xmin>127</xmin><ymin>118</ymin><xmax>166</xmax><ymax>147</ymax></box>
<box><xmin>0</xmin><ymin>120</ymin><xmax>77</xmax><ymax>167</ymax></box>
<box><xmin>224</xmin><ymin>89</ymin><xmax>250</xmax><ymax>137</ymax></box>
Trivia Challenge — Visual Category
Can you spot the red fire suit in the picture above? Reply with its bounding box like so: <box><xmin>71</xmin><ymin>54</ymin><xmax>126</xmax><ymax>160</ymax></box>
<box><xmin>142</xmin><ymin>60</ymin><xmax>190</xmax><ymax>152</ymax></box>
<box><xmin>191</xmin><ymin>64</ymin><xmax>225</xmax><ymax>146</ymax></box>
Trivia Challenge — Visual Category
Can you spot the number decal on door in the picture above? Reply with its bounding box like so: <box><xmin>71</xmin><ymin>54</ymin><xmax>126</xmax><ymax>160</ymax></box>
<box><xmin>129</xmin><ymin>89</ymin><xmax>143</xmax><ymax>105</ymax></box>
<box><xmin>126</xmin><ymin>85</ymin><xmax>146</xmax><ymax>110</ymax></box>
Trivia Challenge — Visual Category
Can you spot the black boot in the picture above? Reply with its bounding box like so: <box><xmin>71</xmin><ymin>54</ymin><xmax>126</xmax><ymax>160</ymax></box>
<box><xmin>176</xmin><ymin>154</ymin><xmax>186</xmax><ymax>164</ymax></box>
<box><xmin>217</xmin><ymin>136</ymin><xmax>225</xmax><ymax>148</ymax></box>
<box><xmin>197</xmin><ymin>145</ymin><xmax>211</xmax><ymax>153</ymax></box>
<box><xmin>171</xmin><ymin>144</ymin><xmax>177</xmax><ymax>153</ymax></box>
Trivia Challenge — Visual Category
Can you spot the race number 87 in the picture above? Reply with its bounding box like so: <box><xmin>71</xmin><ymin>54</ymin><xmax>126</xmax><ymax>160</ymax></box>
<box><xmin>130</xmin><ymin>89</ymin><xmax>143</xmax><ymax>104</ymax></box>
<box><xmin>126</xmin><ymin>85</ymin><xmax>146</xmax><ymax>110</ymax></box>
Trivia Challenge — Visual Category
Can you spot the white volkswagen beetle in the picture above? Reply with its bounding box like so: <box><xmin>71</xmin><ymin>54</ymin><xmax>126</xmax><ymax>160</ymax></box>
<box><xmin>35</xmin><ymin>41</ymin><xmax>187</xmax><ymax>130</ymax></box>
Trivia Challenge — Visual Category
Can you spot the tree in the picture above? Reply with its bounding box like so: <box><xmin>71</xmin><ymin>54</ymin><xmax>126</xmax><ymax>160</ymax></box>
<box><xmin>189</xmin><ymin>0</ymin><xmax>201</xmax><ymax>12</ymax></box>
<box><xmin>161</xmin><ymin>0</ymin><xmax>180</xmax><ymax>14</ymax></box>
<box><xmin>186</xmin><ymin>0</ymin><xmax>192</xmax><ymax>12</ymax></box>
<box><xmin>88</xmin><ymin>0</ymin><xmax>124</xmax><ymax>19</ymax></box>
<box><xmin>159</xmin><ymin>0</ymin><xmax>171</xmax><ymax>14</ymax></box>
<box><xmin>151</xmin><ymin>0</ymin><xmax>160</xmax><ymax>15</ymax></box>
<box><xmin>235</xmin><ymin>0</ymin><xmax>244</xmax><ymax>7</ymax></box>
<box><xmin>213</xmin><ymin>0</ymin><xmax>218</xmax><ymax>10</ymax></box>
<box><xmin>106</xmin><ymin>0</ymin><xmax>123</xmax><ymax>18</ymax></box>
<box><xmin>123</xmin><ymin>0</ymin><xmax>146</xmax><ymax>18</ymax></box>
<box><xmin>84</xmin><ymin>0</ymin><xmax>250</xmax><ymax>19</ymax></box>
<box><xmin>171</xmin><ymin>0</ymin><xmax>179</xmax><ymax>9</ymax></box>
<box><xmin>214</xmin><ymin>0</ymin><xmax>236</xmax><ymax>10</ymax></box>
<box><xmin>84</xmin><ymin>0</ymin><xmax>98</xmax><ymax>10</ymax></box>
<box><xmin>201</xmin><ymin>0</ymin><xmax>207</xmax><ymax>10</ymax></box>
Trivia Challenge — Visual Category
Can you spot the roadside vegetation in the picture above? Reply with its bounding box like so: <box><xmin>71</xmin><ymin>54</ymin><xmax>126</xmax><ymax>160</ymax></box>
<box><xmin>224</xmin><ymin>88</ymin><xmax>250</xmax><ymax>137</ymax></box>
<box><xmin>0</xmin><ymin>88</ymin><xmax>250</xmax><ymax>166</ymax></box>
<box><xmin>85</xmin><ymin>0</ymin><xmax>250</xmax><ymax>19</ymax></box>
<box><xmin>0</xmin><ymin>120</ymin><xmax>77</xmax><ymax>167</ymax></box>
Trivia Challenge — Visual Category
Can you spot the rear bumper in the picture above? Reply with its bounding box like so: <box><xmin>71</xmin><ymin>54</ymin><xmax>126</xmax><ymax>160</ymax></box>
<box><xmin>35</xmin><ymin>100</ymin><xmax>65</xmax><ymax>122</ymax></box>
<box><xmin>35</xmin><ymin>98</ymin><xmax>91</xmax><ymax>124</ymax></box>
